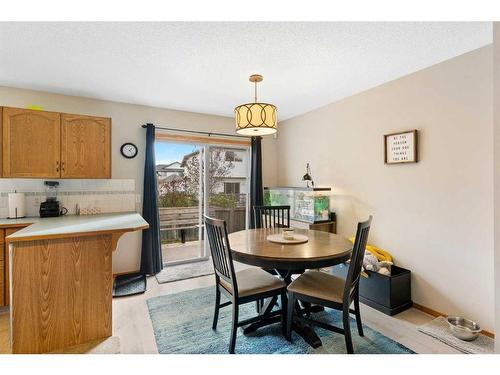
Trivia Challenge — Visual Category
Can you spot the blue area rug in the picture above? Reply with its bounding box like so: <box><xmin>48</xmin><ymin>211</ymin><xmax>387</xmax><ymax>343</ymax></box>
<box><xmin>146</xmin><ymin>286</ymin><xmax>415</xmax><ymax>354</ymax></box>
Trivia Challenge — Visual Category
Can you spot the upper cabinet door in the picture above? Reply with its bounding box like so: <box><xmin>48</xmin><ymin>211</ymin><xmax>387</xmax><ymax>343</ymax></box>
<box><xmin>2</xmin><ymin>107</ymin><xmax>61</xmax><ymax>178</ymax></box>
<box><xmin>61</xmin><ymin>114</ymin><xmax>111</xmax><ymax>179</ymax></box>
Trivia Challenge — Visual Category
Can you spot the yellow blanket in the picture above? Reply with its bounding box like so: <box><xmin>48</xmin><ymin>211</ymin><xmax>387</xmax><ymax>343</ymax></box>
<box><xmin>348</xmin><ymin>237</ymin><xmax>393</xmax><ymax>262</ymax></box>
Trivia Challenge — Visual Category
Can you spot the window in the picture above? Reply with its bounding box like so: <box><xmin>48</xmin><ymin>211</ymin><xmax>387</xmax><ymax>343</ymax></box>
<box><xmin>225</xmin><ymin>151</ymin><xmax>242</xmax><ymax>162</ymax></box>
<box><xmin>224</xmin><ymin>182</ymin><xmax>240</xmax><ymax>194</ymax></box>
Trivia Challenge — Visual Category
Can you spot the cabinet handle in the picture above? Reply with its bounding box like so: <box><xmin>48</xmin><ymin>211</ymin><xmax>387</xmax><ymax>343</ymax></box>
<box><xmin>56</xmin><ymin>161</ymin><xmax>60</xmax><ymax>172</ymax></box>
<box><xmin>62</xmin><ymin>162</ymin><xmax>65</xmax><ymax>172</ymax></box>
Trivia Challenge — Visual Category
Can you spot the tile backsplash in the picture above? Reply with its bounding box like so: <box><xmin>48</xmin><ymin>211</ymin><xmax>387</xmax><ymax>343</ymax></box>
<box><xmin>0</xmin><ymin>179</ymin><xmax>138</xmax><ymax>218</ymax></box>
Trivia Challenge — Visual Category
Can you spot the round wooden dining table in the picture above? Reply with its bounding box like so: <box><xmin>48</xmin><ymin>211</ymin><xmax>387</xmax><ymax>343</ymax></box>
<box><xmin>228</xmin><ymin>227</ymin><xmax>353</xmax><ymax>348</ymax></box>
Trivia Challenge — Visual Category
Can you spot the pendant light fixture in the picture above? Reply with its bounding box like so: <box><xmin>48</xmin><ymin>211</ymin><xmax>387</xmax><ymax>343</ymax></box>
<box><xmin>235</xmin><ymin>74</ymin><xmax>277</xmax><ymax>136</ymax></box>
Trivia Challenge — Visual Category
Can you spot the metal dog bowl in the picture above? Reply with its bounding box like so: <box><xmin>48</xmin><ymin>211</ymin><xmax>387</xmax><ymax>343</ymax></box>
<box><xmin>447</xmin><ymin>316</ymin><xmax>481</xmax><ymax>341</ymax></box>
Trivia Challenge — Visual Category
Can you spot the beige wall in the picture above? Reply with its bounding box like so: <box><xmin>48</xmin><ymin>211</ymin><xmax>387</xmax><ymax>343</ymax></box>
<box><xmin>494</xmin><ymin>23</ymin><xmax>500</xmax><ymax>351</ymax></box>
<box><xmin>0</xmin><ymin>86</ymin><xmax>278</xmax><ymax>273</ymax></box>
<box><xmin>277</xmin><ymin>46</ymin><xmax>494</xmax><ymax>331</ymax></box>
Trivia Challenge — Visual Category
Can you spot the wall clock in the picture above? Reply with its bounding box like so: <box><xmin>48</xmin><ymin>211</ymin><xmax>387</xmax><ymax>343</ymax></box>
<box><xmin>120</xmin><ymin>143</ymin><xmax>138</xmax><ymax>159</ymax></box>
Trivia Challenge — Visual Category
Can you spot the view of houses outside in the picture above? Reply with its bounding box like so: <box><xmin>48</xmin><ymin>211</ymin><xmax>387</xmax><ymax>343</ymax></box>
<box><xmin>156</xmin><ymin>147</ymin><xmax>248</xmax><ymax>207</ymax></box>
<box><xmin>156</xmin><ymin>142</ymin><xmax>249</xmax><ymax>263</ymax></box>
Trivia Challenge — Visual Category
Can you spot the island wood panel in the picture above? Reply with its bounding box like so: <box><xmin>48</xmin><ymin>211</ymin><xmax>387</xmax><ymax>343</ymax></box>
<box><xmin>4</xmin><ymin>227</ymin><xmax>25</xmax><ymax>307</ymax></box>
<box><xmin>11</xmin><ymin>234</ymin><xmax>113</xmax><ymax>353</ymax></box>
<box><xmin>0</xmin><ymin>229</ymin><xmax>4</xmax><ymax>306</ymax></box>
<box><xmin>0</xmin><ymin>229</ymin><xmax>4</xmax><ymax>261</ymax></box>
<box><xmin>2</xmin><ymin>107</ymin><xmax>61</xmax><ymax>178</ymax></box>
<box><xmin>0</xmin><ymin>261</ymin><xmax>4</xmax><ymax>307</ymax></box>
<box><xmin>60</xmin><ymin>114</ymin><xmax>111</xmax><ymax>178</ymax></box>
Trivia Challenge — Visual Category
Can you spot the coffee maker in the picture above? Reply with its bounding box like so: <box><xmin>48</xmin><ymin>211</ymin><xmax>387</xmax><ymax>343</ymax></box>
<box><xmin>39</xmin><ymin>181</ymin><xmax>67</xmax><ymax>217</ymax></box>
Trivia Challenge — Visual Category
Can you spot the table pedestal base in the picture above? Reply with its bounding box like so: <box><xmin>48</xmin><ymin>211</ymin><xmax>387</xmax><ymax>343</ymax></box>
<box><xmin>242</xmin><ymin>296</ymin><xmax>324</xmax><ymax>348</ymax></box>
<box><xmin>243</xmin><ymin>313</ymin><xmax>323</xmax><ymax>348</ymax></box>
<box><xmin>291</xmin><ymin>318</ymin><xmax>322</xmax><ymax>348</ymax></box>
<box><xmin>243</xmin><ymin>315</ymin><xmax>281</xmax><ymax>335</ymax></box>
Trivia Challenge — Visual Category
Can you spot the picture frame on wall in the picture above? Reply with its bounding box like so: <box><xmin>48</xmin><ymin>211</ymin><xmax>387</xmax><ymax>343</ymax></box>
<box><xmin>384</xmin><ymin>129</ymin><xmax>418</xmax><ymax>164</ymax></box>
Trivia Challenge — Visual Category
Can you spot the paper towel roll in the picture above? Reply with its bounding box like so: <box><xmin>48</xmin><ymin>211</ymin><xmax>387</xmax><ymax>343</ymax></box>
<box><xmin>8</xmin><ymin>192</ymin><xmax>26</xmax><ymax>218</ymax></box>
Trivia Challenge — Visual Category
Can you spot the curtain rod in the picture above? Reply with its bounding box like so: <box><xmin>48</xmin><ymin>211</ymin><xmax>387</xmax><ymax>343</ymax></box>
<box><xmin>141</xmin><ymin>124</ymin><xmax>250</xmax><ymax>139</ymax></box>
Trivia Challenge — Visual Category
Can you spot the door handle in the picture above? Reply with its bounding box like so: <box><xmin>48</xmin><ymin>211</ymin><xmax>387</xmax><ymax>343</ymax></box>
<box><xmin>61</xmin><ymin>162</ymin><xmax>65</xmax><ymax>172</ymax></box>
<box><xmin>56</xmin><ymin>161</ymin><xmax>60</xmax><ymax>172</ymax></box>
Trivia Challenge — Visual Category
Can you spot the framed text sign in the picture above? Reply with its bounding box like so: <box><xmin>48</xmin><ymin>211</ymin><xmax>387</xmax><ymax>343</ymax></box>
<box><xmin>384</xmin><ymin>129</ymin><xmax>418</xmax><ymax>164</ymax></box>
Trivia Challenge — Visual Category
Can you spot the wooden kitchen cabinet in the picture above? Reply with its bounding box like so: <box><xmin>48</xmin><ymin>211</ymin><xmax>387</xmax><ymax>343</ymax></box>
<box><xmin>61</xmin><ymin>114</ymin><xmax>111</xmax><ymax>178</ymax></box>
<box><xmin>1</xmin><ymin>107</ymin><xmax>112</xmax><ymax>179</ymax></box>
<box><xmin>2</xmin><ymin>107</ymin><xmax>61</xmax><ymax>178</ymax></box>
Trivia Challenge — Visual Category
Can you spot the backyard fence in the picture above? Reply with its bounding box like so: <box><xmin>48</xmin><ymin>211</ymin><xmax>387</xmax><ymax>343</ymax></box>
<box><xmin>159</xmin><ymin>206</ymin><xmax>247</xmax><ymax>244</ymax></box>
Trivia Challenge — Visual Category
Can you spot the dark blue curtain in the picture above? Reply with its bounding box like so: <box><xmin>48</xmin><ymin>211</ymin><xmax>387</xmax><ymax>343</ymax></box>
<box><xmin>250</xmin><ymin>136</ymin><xmax>263</xmax><ymax>229</ymax></box>
<box><xmin>140</xmin><ymin>123</ymin><xmax>163</xmax><ymax>275</ymax></box>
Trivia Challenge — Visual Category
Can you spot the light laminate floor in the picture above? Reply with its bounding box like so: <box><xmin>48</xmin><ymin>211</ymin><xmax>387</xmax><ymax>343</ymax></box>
<box><xmin>0</xmin><ymin>265</ymin><xmax>461</xmax><ymax>354</ymax></box>
<box><xmin>112</xmin><ymin>265</ymin><xmax>461</xmax><ymax>354</ymax></box>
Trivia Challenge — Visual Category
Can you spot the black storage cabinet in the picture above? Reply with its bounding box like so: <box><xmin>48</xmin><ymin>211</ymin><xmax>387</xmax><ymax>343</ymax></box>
<box><xmin>331</xmin><ymin>264</ymin><xmax>413</xmax><ymax>316</ymax></box>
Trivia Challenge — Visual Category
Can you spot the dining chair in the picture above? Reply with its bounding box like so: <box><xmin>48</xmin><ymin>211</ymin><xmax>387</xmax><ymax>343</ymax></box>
<box><xmin>253</xmin><ymin>205</ymin><xmax>291</xmax><ymax>229</ymax></box>
<box><xmin>204</xmin><ymin>215</ymin><xmax>287</xmax><ymax>354</ymax></box>
<box><xmin>286</xmin><ymin>216</ymin><xmax>372</xmax><ymax>354</ymax></box>
<box><xmin>252</xmin><ymin>205</ymin><xmax>292</xmax><ymax>313</ymax></box>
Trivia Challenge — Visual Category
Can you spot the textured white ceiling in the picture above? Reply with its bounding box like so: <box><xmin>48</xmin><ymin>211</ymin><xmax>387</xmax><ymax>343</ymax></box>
<box><xmin>0</xmin><ymin>22</ymin><xmax>492</xmax><ymax>120</ymax></box>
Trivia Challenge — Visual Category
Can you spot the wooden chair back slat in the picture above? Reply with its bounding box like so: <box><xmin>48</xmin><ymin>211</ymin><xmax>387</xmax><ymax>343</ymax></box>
<box><xmin>253</xmin><ymin>205</ymin><xmax>291</xmax><ymax>229</ymax></box>
<box><xmin>343</xmin><ymin>216</ymin><xmax>372</xmax><ymax>303</ymax></box>
<box><xmin>204</xmin><ymin>215</ymin><xmax>238</xmax><ymax>292</ymax></box>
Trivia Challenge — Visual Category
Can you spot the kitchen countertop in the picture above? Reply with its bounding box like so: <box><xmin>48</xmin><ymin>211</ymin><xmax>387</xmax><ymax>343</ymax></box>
<box><xmin>1</xmin><ymin>212</ymin><xmax>149</xmax><ymax>242</ymax></box>
<box><xmin>0</xmin><ymin>216</ymin><xmax>42</xmax><ymax>228</ymax></box>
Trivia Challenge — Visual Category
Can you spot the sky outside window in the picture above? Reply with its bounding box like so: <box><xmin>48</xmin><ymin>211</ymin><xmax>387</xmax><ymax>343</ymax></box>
<box><xmin>155</xmin><ymin>142</ymin><xmax>198</xmax><ymax>165</ymax></box>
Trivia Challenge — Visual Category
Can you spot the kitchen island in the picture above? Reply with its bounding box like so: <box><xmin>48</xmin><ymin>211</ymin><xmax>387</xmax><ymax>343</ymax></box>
<box><xmin>4</xmin><ymin>212</ymin><xmax>148</xmax><ymax>354</ymax></box>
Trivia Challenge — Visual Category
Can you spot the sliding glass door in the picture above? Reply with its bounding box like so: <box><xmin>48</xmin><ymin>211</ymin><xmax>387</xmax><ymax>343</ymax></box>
<box><xmin>206</xmin><ymin>146</ymin><xmax>250</xmax><ymax>240</ymax></box>
<box><xmin>156</xmin><ymin>142</ymin><xmax>204</xmax><ymax>264</ymax></box>
<box><xmin>156</xmin><ymin>140</ymin><xmax>250</xmax><ymax>266</ymax></box>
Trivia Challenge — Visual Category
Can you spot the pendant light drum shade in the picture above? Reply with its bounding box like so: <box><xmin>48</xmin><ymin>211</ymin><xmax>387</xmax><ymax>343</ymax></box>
<box><xmin>235</xmin><ymin>74</ymin><xmax>277</xmax><ymax>136</ymax></box>
<box><xmin>235</xmin><ymin>102</ymin><xmax>277</xmax><ymax>136</ymax></box>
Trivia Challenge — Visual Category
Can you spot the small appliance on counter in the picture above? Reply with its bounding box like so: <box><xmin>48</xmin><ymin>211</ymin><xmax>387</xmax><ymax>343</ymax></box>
<box><xmin>39</xmin><ymin>181</ymin><xmax>68</xmax><ymax>218</ymax></box>
<box><xmin>7</xmin><ymin>191</ymin><xmax>26</xmax><ymax>219</ymax></box>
